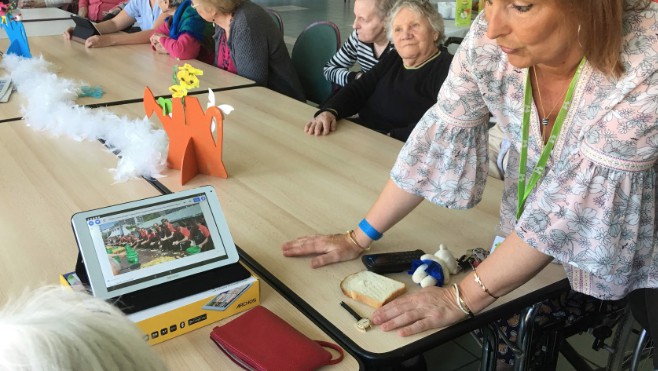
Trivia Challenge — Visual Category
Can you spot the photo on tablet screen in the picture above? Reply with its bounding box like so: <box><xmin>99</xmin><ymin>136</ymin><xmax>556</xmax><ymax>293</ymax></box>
<box><xmin>100</xmin><ymin>202</ymin><xmax>216</xmax><ymax>276</ymax></box>
<box><xmin>76</xmin><ymin>189</ymin><xmax>237</xmax><ymax>299</ymax></box>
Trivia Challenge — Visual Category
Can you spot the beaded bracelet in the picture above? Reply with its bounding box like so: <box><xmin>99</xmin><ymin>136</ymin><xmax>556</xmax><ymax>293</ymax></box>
<box><xmin>452</xmin><ymin>283</ymin><xmax>474</xmax><ymax>318</ymax></box>
<box><xmin>346</xmin><ymin>230</ymin><xmax>371</xmax><ymax>251</ymax></box>
<box><xmin>473</xmin><ymin>268</ymin><xmax>500</xmax><ymax>299</ymax></box>
<box><xmin>358</xmin><ymin>218</ymin><xmax>383</xmax><ymax>241</ymax></box>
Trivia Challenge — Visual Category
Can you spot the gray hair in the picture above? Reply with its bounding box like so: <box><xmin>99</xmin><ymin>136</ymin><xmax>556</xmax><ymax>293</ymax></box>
<box><xmin>371</xmin><ymin>0</ymin><xmax>397</xmax><ymax>20</ymax></box>
<box><xmin>0</xmin><ymin>287</ymin><xmax>167</xmax><ymax>371</ymax></box>
<box><xmin>386</xmin><ymin>0</ymin><xmax>445</xmax><ymax>45</ymax></box>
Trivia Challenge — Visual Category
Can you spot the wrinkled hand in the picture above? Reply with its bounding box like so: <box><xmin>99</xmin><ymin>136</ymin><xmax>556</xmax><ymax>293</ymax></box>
<box><xmin>150</xmin><ymin>33</ymin><xmax>168</xmax><ymax>54</ymax></box>
<box><xmin>85</xmin><ymin>35</ymin><xmax>111</xmax><ymax>48</ymax></box>
<box><xmin>372</xmin><ymin>286</ymin><xmax>466</xmax><ymax>336</ymax></box>
<box><xmin>304</xmin><ymin>111</ymin><xmax>337</xmax><ymax>136</ymax></box>
<box><xmin>282</xmin><ymin>233</ymin><xmax>363</xmax><ymax>268</ymax></box>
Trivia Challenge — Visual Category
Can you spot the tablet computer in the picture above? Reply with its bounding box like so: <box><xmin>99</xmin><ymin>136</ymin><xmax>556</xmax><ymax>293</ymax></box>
<box><xmin>71</xmin><ymin>186</ymin><xmax>246</xmax><ymax>313</ymax></box>
<box><xmin>70</xmin><ymin>14</ymin><xmax>100</xmax><ymax>42</ymax></box>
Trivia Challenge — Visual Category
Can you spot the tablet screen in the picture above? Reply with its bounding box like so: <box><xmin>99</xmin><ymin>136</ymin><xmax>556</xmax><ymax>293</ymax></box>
<box><xmin>72</xmin><ymin>186</ymin><xmax>240</xmax><ymax>300</ymax></box>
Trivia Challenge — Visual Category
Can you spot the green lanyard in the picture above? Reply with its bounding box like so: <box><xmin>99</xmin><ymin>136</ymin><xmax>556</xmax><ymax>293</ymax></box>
<box><xmin>517</xmin><ymin>58</ymin><xmax>586</xmax><ymax>220</ymax></box>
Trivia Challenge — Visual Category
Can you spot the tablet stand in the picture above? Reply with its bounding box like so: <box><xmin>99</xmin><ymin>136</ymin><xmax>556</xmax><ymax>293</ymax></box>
<box><xmin>73</xmin><ymin>250</ymin><xmax>251</xmax><ymax>314</ymax></box>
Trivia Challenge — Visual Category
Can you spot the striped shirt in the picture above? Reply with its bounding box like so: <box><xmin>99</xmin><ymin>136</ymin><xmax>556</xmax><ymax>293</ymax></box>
<box><xmin>323</xmin><ymin>30</ymin><xmax>392</xmax><ymax>87</ymax></box>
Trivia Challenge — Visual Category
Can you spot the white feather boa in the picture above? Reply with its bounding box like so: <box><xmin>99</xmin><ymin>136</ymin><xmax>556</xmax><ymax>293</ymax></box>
<box><xmin>1</xmin><ymin>54</ymin><xmax>167</xmax><ymax>182</ymax></box>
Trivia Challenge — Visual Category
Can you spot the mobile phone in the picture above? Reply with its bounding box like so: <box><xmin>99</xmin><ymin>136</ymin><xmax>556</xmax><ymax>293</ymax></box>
<box><xmin>361</xmin><ymin>249</ymin><xmax>425</xmax><ymax>274</ymax></box>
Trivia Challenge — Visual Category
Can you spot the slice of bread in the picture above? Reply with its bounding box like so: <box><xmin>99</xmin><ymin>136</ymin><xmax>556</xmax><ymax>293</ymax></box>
<box><xmin>340</xmin><ymin>271</ymin><xmax>406</xmax><ymax>308</ymax></box>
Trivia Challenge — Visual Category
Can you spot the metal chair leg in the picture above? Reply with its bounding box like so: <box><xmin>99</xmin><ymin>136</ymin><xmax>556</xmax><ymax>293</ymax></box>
<box><xmin>630</xmin><ymin>328</ymin><xmax>649</xmax><ymax>371</ymax></box>
<box><xmin>480</xmin><ymin>323</ymin><xmax>499</xmax><ymax>371</ymax></box>
<box><xmin>514</xmin><ymin>302</ymin><xmax>543</xmax><ymax>371</ymax></box>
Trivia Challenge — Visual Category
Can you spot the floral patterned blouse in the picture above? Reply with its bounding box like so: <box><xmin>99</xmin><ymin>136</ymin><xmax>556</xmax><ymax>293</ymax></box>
<box><xmin>391</xmin><ymin>6</ymin><xmax>658</xmax><ymax>300</ymax></box>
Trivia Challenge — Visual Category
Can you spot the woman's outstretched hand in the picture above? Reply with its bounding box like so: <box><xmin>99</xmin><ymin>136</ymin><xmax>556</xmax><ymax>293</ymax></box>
<box><xmin>282</xmin><ymin>233</ymin><xmax>363</xmax><ymax>268</ymax></box>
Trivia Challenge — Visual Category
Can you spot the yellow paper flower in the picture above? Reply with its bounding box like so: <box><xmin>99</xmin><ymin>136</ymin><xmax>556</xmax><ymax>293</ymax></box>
<box><xmin>169</xmin><ymin>84</ymin><xmax>187</xmax><ymax>98</ymax></box>
<box><xmin>180</xmin><ymin>63</ymin><xmax>204</xmax><ymax>76</ymax></box>
<box><xmin>177</xmin><ymin>70</ymin><xmax>200</xmax><ymax>89</ymax></box>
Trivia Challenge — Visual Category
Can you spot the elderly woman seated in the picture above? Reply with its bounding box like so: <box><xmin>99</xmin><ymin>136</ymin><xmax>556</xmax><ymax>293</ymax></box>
<box><xmin>323</xmin><ymin>0</ymin><xmax>395</xmax><ymax>87</ymax></box>
<box><xmin>190</xmin><ymin>0</ymin><xmax>305</xmax><ymax>101</ymax></box>
<box><xmin>306</xmin><ymin>0</ymin><xmax>452</xmax><ymax>141</ymax></box>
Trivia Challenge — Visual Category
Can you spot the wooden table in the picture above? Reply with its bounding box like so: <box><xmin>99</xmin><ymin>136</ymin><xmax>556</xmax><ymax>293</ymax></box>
<box><xmin>0</xmin><ymin>35</ymin><xmax>255</xmax><ymax>122</ymax></box>
<box><xmin>0</xmin><ymin>119</ymin><xmax>358</xmax><ymax>370</ymax></box>
<box><xmin>18</xmin><ymin>7</ymin><xmax>73</xmax><ymax>22</ymax></box>
<box><xmin>106</xmin><ymin>87</ymin><xmax>568</xmax><ymax>367</ymax></box>
<box><xmin>0</xmin><ymin>120</ymin><xmax>160</xmax><ymax>301</ymax></box>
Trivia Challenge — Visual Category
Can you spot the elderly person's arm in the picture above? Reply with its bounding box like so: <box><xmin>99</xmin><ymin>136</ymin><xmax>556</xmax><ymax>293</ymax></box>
<box><xmin>306</xmin><ymin>50</ymin><xmax>398</xmax><ymax>136</ymax></box>
<box><xmin>91</xmin><ymin>11</ymin><xmax>167</xmax><ymax>47</ymax></box>
<box><xmin>323</xmin><ymin>31</ymin><xmax>362</xmax><ymax>87</ymax></box>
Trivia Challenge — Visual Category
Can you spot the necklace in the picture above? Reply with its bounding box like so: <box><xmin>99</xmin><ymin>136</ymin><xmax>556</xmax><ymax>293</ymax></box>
<box><xmin>532</xmin><ymin>66</ymin><xmax>569</xmax><ymax>128</ymax></box>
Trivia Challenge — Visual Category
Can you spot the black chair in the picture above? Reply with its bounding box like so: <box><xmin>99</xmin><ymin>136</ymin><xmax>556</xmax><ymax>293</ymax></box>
<box><xmin>291</xmin><ymin>21</ymin><xmax>341</xmax><ymax>105</ymax></box>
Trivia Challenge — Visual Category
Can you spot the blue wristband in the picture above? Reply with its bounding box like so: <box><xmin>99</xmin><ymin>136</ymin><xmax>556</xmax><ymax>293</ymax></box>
<box><xmin>358</xmin><ymin>218</ymin><xmax>383</xmax><ymax>241</ymax></box>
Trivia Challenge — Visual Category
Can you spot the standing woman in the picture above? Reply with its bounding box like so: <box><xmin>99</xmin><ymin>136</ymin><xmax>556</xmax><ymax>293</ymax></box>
<box><xmin>283</xmin><ymin>0</ymin><xmax>657</xmax><ymax>367</ymax></box>
<box><xmin>190</xmin><ymin>0</ymin><xmax>305</xmax><ymax>101</ymax></box>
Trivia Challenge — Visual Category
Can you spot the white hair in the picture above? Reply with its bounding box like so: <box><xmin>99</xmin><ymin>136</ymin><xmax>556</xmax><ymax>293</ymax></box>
<box><xmin>386</xmin><ymin>0</ymin><xmax>445</xmax><ymax>45</ymax></box>
<box><xmin>0</xmin><ymin>287</ymin><xmax>167</xmax><ymax>371</ymax></box>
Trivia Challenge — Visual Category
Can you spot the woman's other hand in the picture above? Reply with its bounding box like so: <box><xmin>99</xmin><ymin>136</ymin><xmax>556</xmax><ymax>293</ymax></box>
<box><xmin>85</xmin><ymin>35</ymin><xmax>112</xmax><ymax>48</ymax></box>
<box><xmin>304</xmin><ymin>111</ymin><xmax>337</xmax><ymax>136</ymax></box>
<box><xmin>63</xmin><ymin>27</ymin><xmax>74</xmax><ymax>40</ymax></box>
<box><xmin>372</xmin><ymin>285</ymin><xmax>466</xmax><ymax>336</ymax></box>
<box><xmin>282</xmin><ymin>233</ymin><xmax>363</xmax><ymax>268</ymax></box>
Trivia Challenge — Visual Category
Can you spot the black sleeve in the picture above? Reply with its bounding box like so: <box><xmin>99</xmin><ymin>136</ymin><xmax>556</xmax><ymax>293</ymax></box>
<box><xmin>318</xmin><ymin>50</ymin><xmax>400</xmax><ymax>119</ymax></box>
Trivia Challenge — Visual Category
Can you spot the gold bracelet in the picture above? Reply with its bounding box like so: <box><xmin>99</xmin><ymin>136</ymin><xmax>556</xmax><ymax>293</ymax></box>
<box><xmin>452</xmin><ymin>283</ymin><xmax>474</xmax><ymax>318</ymax></box>
<box><xmin>473</xmin><ymin>268</ymin><xmax>499</xmax><ymax>299</ymax></box>
<box><xmin>345</xmin><ymin>230</ymin><xmax>370</xmax><ymax>251</ymax></box>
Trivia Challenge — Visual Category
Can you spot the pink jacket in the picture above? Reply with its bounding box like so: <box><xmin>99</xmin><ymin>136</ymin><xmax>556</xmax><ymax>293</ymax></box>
<box><xmin>152</xmin><ymin>21</ymin><xmax>201</xmax><ymax>60</ymax></box>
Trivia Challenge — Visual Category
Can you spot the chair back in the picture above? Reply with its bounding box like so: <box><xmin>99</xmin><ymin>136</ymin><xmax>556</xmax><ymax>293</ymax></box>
<box><xmin>291</xmin><ymin>21</ymin><xmax>340</xmax><ymax>105</ymax></box>
<box><xmin>444</xmin><ymin>36</ymin><xmax>463</xmax><ymax>55</ymax></box>
<box><xmin>266</xmin><ymin>8</ymin><xmax>284</xmax><ymax>34</ymax></box>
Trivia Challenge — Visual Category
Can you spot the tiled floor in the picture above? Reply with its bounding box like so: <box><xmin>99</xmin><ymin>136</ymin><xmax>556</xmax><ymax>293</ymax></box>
<box><xmin>250</xmin><ymin>0</ymin><xmax>655</xmax><ymax>369</ymax></box>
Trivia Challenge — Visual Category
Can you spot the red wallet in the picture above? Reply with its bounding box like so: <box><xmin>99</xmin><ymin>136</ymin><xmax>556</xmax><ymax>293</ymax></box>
<box><xmin>210</xmin><ymin>305</ymin><xmax>344</xmax><ymax>371</ymax></box>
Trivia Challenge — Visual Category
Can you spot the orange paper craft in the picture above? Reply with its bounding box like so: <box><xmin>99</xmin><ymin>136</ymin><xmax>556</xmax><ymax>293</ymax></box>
<box><xmin>143</xmin><ymin>87</ymin><xmax>228</xmax><ymax>185</ymax></box>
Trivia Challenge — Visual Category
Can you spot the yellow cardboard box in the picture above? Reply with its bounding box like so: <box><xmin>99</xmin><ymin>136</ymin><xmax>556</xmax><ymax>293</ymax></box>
<box><xmin>60</xmin><ymin>271</ymin><xmax>259</xmax><ymax>345</ymax></box>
